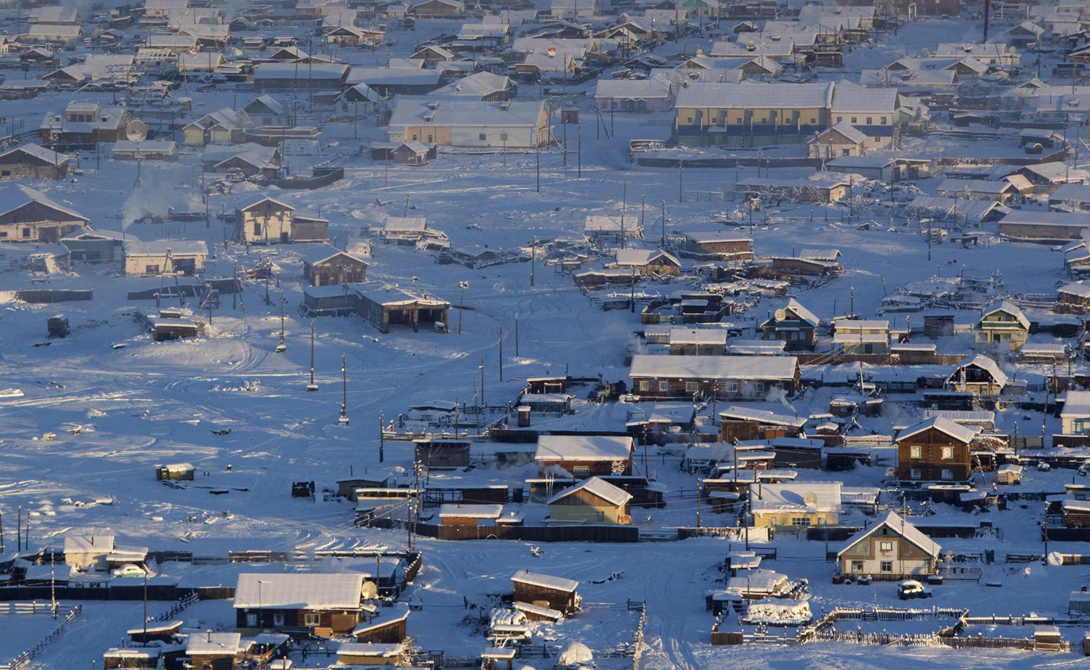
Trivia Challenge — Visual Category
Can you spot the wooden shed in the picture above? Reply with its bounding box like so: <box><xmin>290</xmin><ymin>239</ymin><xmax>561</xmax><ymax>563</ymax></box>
<box><xmin>300</xmin><ymin>245</ymin><xmax>368</xmax><ymax>287</ymax></box>
<box><xmin>414</xmin><ymin>438</ymin><xmax>471</xmax><ymax>468</ymax></box>
<box><xmin>511</xmin><ymin>570</ymin><xmax>580</xmax><ymax>615</ymax></box>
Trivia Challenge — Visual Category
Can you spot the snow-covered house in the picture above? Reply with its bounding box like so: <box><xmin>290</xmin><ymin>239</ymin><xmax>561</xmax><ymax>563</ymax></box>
<box><xmin>832</xmin><ymin>319</ymin><xmax>890</xmax><ymax>355</ymax></box>
<box><xmin>234</xmin><ymin>572</ymin><xmax>369</xmax><ymax>635</ymax></box>
<box><xmin>122</xmin><ymin>239</ymin><xmax>208</xmax><ymax>276</ymax></box>
<box><xmin>946</xmin><ymin>354</ymin><xmax>1008</xmax><ymax>399</ymax></box>
<box><xmin>749</xmin><ymin>481</ymin><xmax>841</xmax><ymax>528</ymax></box>
<box><xmin>610</xmin><ymin>248</ymin><xmax>681</xmax><ymax>276</ymax></box>
<box><xmin>836</xmin><ymin>511</ymin><xmax>941</xmax><ymax>579</ymax></box>
<box><xmin>896</xmin><ymin>416</ymin><xmax>976</xmax><ymax>484</ymax></box>
<box><xmin>63</xmin><ymin>535</ymin><xmax>116</xmax><ymax>570</ymax></box>
<box><xmin>829</xmin><ymin>82</ymin><xmax>899</xmax><ymax>150</ymax></box>
<box><xmin>0</xmin><ymin>183</ymin><xmax>88</xmax><ymax>243</ymax></box>
<box><xmin>387</xmin><ymin>99</ymin><xmax>550</xmax><ymax>148</ymax></box>
<box><xmin>511</xmin><ymin>571</ymin><xmax>580</xmax><ymax>614</ymax></box>
<box><xmin>236</xmin><ymin>196</ymin><xmax>327</xmax><ymax>245</ymax></box>
<box><xmin>719</xmin><ymin>405</ymin><xmax>806</xmax><ymax>442</ymax></box>
<box><xmin>301</xmin><ymin>245</ymin><xmax>368</xmax><ymax>286</ymax></box>
<box><xmin>760</xmin><ymin>299</ymin><xmax>819</xmax><ymax>351</ymax></box>
<box><xmin>432</xmin><ymin>72</ymin><xmax>516</xmax><ymax>102</ymax></box>
<box><xmin>1060</xmin><ymin>391</ymin><xmax>1090</xmax><ymax>436</ymax></box>
<box><xmin>669</xmin><ymin>327</ymin><xmax>727</xmax><ymax>356</ymax></box>
<box><xmin>0</xmin><ymin>144</ymin><xmax>71</xmax><ymax>180</ymax></box>
<box><xmin>534</xmin><ymin>435</ymin><xmax>634</xmax><ymax>478</ymax></box>
<box><xmin>974</xmin><ymin>301</ymin><xmax>1030</xmax><ymax>351</ymax></box>
<box><xmin>629</xmin><ymin>354</ymin><xmax>801</xmax><ymax>400</ymax></box>
<box><xmin>594</xmin><ymin>75</ymin><xmax>677</xmax><ymax>112</ymax></box>
<box><xmin>808</xmin><ymin>121</ymin><xmax>867</xmax><ymax>159</ymax></box>
<box><xmin>546</xmin><ymin>477</ymin><xmax>633</xmax><ymax>525</ymax></box>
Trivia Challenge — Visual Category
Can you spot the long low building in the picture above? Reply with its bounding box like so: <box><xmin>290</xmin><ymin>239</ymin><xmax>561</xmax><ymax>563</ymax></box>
<box><xmin>388</xmin><ymin>98</ymin><xmax>550</xmax><ymax>148</ymax></box>
<box><xmin>998</xmin><ymin>211</ymin><xmax>1088</xmax><ymax>243</ymax></box>
<box><xmin>629</xmin><ymin>354</ymin><xmax>800</xmax><ymax>400</ymax></box>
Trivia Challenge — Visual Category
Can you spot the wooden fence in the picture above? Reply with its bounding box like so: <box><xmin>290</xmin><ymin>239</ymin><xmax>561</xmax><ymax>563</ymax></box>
<box><xmin>0</xmin><ymin>603</ymin><xmax>82</xmax><ymax>670</ymax></box>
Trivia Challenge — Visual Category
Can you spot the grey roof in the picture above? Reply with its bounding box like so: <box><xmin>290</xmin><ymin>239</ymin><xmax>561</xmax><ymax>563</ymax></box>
<box><xmin>676</xmin><ymin>82</ymin><xmax>833</xmax><ymax>110</ymax></box>
<box><xmin>0</xmin><ymin>184</ymin><xmax>88</xmax><ymax>222</ymax></box>
<box><xmin>836</xmin><ymin>510</ymin><xmax>941</xmax><ymax>558</ymax></box>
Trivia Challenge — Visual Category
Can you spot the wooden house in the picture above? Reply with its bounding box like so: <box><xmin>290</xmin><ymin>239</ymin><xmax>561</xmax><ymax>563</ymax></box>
<box><xmin>252</xmin><ymin>62</ymin><xmax>350</xmax><ymax>91</ymax></box>
<box><xmin>719</xmin><ymin>406</ymin><xmax>805</xmax><ymax>442</ymax></box>
<box><xmin>808</xmin><ymin>121</ymin><xmax>867</xmax><ymax>159</ymax></box>
<box><xmin>414</xmin><ymin>438</ymin><xmax>471</xmax><ymax>468</ymax></box>
<box><xmin>61</xmin><ymin>228</ymin><xmax>125</xmax><ymax>264</ymax></box>
<box><xmin>237</xmin><ymin>196</ymin><xmax>327</xmax><ymax>245</ymax></box>
<box><xmin>335</xmin><ymin>643</ymin><xmax>405</xmax><ymax>666</ymax></box>
<box><xmin>122</xmin><ymin>240</ymin><xmax>207</xmax><ymax>276</ymax></box>
<box><xmin>836</xmin><ymin>511</ymin><xmax>941</xmax><ymax>579</ymax></box>
<box><xmin>301</xmin><ymin>245</ymin><xmax>368</xmax><ymax>286</ymax></box>
<box><xmin>352</xmin><ymin>603</ymin><xmax>410</xmax><ymax>643</ymax></box>
<box><xmin>974</xmin><ymin>301</ymin><xmax>1029</xmax><ymax>351</ymax></box>
<box><xmin>668</xmin><ymin>327</ymin><xmax>726</xmax><ymax>355</ymax></box>
<box><xmin>896</xmin><ymin>416</ymin><xmax>975</xmax><ymax>484</ymax></box>
<box><xmin>186</xmin><ymin>632</ymin><xmax>243</xmax><ymax>670</ymax></box>
<box><xmin>681</xmin><ymin>232</ymin><xmax>753</xmax><ymax>260</ymax></box>
<box><xmin>749</xmin><ymin>481</ymin><xmax>841</xmax><ymax>528</ymax></box>
<box><xmin>242</xmin><ymin>95</ymin><xmax>287</xmax><ymax>126</ymax></box>
<box><xmin>0</xmin><ymin>145</ymin><xmax>71</xmax><ymax>179</ymax></box>
<box><xmin>438</xmin><ymin>503</ymin><xmax>503</xmax><ymax>526</ymax></box>
<box><xmin>511</xmin><ymin>571</ymin><xmax>580</xmax><ymax>615</ymax></box>
<box><xmin>0</xmin><ymin>183</ymin><xmax>88</xmax><ymax>243</ymax></box>
<box><xmin>759</xmin><ymin>299</ymin><xmax>819</xmax><ymax>351</ymax></box>
<box><xmin>546</xmin><ymin>477</ymin><xmax>632</xmax><ymax>525</ymax></box>
<box><xmin>1058</xmin><ymin>282</ymin><xmax>1090</xmax><ymax>310</ymax></box>
<box><xmin>350</xmin><ymin>284</ymin><xmax>450</xmax><ymax>334</ymax></box>
<box><xmin>610</xmin><ymin>248</ymin><xmax>681</xmax><ymax>276</ymax></box>
<box><xmin>387</xmin><ymin>99</ymin><xmax>550</xmax><ymax>149</ymax></box>
<box><xmin>235</xmin><ymin>573</ymin><xmax>369</xmax><ymax>636</ymax></box>
<box><xmin>585</xmin><ymin>215</ymin><xmax>642</xmax><ymax>247</ymax></box>
<box><xmin>63</xmin><ymin>535</ymin><xmax>115</xmax><ymax>570</ymax></box>
<box><xmin>630</xmin><ymin>354</ymin><xmax>800</xmax><ymax>400</ymax></box>
<box><xmin>945</xmin><ymin>354</ymin><xmax>1008</xmax><ymax>398</ymax></box>
<box><xmin>412</xmin><ymin>0</ymin><xmax>465</xmax><ymax>19</ymax></box>
<box><xmin>831</xmin><ymin>319</ymin><xmax>890</xmax><ymax>355</ymax></box>
<box><xmin>534</xmin><ymin>435</ymin><xmax>634</xmax><ymax>478</ymax></box>
<box><xmin>103</xmin><ymin>647</ymin><xmax>160</xmax><ymax>669</ymax></box>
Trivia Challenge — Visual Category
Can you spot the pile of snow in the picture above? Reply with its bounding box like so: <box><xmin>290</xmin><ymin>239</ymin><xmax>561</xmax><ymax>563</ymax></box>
<box><xmin>556</xmin><ymin>641</ymin><xmax>594</xmax><ymax>668</ymax></box>
<box><xmin>742</xmin><ymin>599</ymin><xmax>812</xmax><ymax>626</ymax></box>
<box><xmin>490</xmin><ymin>608</ymin><xmax>527</xmax><ymax>628</ymax></box>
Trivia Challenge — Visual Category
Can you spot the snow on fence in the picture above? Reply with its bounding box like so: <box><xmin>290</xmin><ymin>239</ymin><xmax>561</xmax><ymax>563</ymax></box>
<box><xmin>631</xmin><ymin>600</ymin><xmax>647</xmax><ymax>670</ymax></box>
<box><xmin>0</xmin><ymin>603</ymin><xmax>82</xmax><ymax>670</ymax></box>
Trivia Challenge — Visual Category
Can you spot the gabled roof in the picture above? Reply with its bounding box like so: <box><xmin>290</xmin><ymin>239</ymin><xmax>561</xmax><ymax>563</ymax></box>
<box><xmin>0</xmin><ymin>184</ymin><xmax>88</xmax><ymax>222</ymax></box>
<box><xmin>818</xmin><ymin>120</ymin><xmax>867</xmax><ymax>145</ymax></box>
<box><xmin>239</xmin><ymin>195</ymin><xmax>294</xmax><ymax>212</ymax></box>
<box><xmin>299</xmin><ymin>244</ymin><xmax>367</xmax><ymax>267</ymax></box>
<box><xmin>535</xmin><ymin>435</ymin><xmax>633</xmax><ymax>462</ymax></box>
<box><xmin>979</xmin><ymin>300</ymin><xmax>1030</xmax><ymax>330</ymax></box>
<box><xmin>614</xmin><ymin>248</ymin><xmax>680</xmax><ymax>267</ymax></box>
<box><xmin>0</xmin><ymin>144</ymin><xmax>70</xmax><ymax>165</ymax></box>
<box><xmin>547</xmin><ymin>476</ymin><xmax>632</xmax><ymax>507</ymax></box>
<box><xmin>895</xmin><ymin>415</ymin><xmax>977</xmax><ymax>445</ymax></box>
<box><xmin>836</xmin><ymin>510</ymin><xmax>941</xmax><ymax>558</ymax></box>
<box><xmin>776</xmin><ymin>298</ymin><xmax>819</xmax><ymax>328</ymax></box>
<box><xmin>630</xmin><ymin>354</ymin><xmax>799</xmax><ymax>381</ymax></box>
<box><xmin>750</xmin><ymin>481</ymin><xmax>841</xmax><ymax>513</ymax></box>
<box><xmin>719</xmin><ymin>405</ymin><xmax>805</xmax><ymax>428</ymax></box>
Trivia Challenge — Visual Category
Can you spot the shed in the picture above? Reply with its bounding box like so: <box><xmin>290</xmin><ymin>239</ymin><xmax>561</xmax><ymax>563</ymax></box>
<box><xmin>511</xmin><ymin>570</ymin><xmax>580</xmax><ymax>614</ymax></box>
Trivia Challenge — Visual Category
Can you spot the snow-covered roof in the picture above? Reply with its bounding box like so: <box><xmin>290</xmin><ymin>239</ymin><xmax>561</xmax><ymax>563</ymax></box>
<box><xmin>233</xmin><ymin>573</ymin><xmax>364</xmax><ymax>609</ymax></box>
<box><xmin>630</xmin><ymin>354</ymin><xmax>798</xmax><ymax>381</ymax></box>
<box><xmin>725</xmin><ymin>569</ymin><xmax>789</xmax><ymax>595</ymax></box>
<box><xmin>337</xmin><ymin>643</ymin><xmax>402</xmax><ymax>657</ymax></box>
<box><xmin>952</xmin><ymin>354</ymin><xmax>1009</xmax><ymax>387</ymax></box>
<box><xmin>669</xmin><ymin>327</ymin><xmax>727</xmax><ymax>346</ymax></box>
<box><xmin>0</xmin><ymin>184</ymin><xmax>88</xmax><ymax>223</ymax></box>
<box><xmin>837</xmin><ymin>510</ymin><xmax>941</xmax><ymax>558</ymax></box>
<box><xmin>614</xmin><ymin>248</ymin><xmax>680</xmax><ymax>267</ymax></box>
<box><xmin>535</xmin><ymin>435</ymin><xmax>633</xmax><ymax>462</ymax></box>
<box><xmin>979</xmin><ymin>300</ymin><xmax>1030</xmax><ymax>329</ymax></box>
<box><xmin>676</xmin><ymin>82</ymin><xmax>834</xmax><ymax>110</ymax></box>
<box><xmin>547</xmin><ymin>476</ymin><xmax>632</xmax><ymax>507</ymax></box>
<box><xmin>64</xmin><ymin>535</ymin><xmax>115</xmax><ymax>554</ymax></box>
<box><xmin>299</xmin><ymin>244</ymin><xmax>366</xmax><ymax>267</ymax></box>
<box><xmin>511</xmin><ymin>570</ymin><xmax>579</xmax><ymax>592</ymax></box>
<box><xmin>187</xmin><ymin>632</ymin><xmax>242</xmax><ymax>656</ymax></box>
<box><xmin>123</xmin><ymin>239</ymin><xmax>208</xmax><ymax>257</ymax></box>
<box><xmin>719</xmin><ymin>405</ymin><xmax>805</xmax><ymax>428</ymax></box>
<box><xmin>438</xmin><ymin>503</ymin><xmax>503</xmax><ymax>519</ymax></box>
<box><xmin>1062</xmin><ymin>390</ymin><xmax>1090</xmax><ymax>419</ymax></box>
<box><xmin>389</xmin><ymin>98</ymin><xmax>545</xmax><ymax>130</ymax></box>
<box><xmin>895</xmin><ymin>415</ymin><xmax>977</xmax><ymax>445</ymax></box>
<box><xmin>750</xmin><ymin>481</ymin><xmax>841</xmax><ymax>514</ymax></box>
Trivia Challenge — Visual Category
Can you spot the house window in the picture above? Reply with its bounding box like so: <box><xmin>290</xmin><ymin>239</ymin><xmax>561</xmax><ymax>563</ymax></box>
<box><xmin>145</xmin><ymin>265</ymin><xmax>160</xmax><ymax>274</ymax></box>
<box><xmin>726</xmin><ymin>381</ymin><xmax>739</xmax><ymax>393</ymax></box>
<box><xmin>940</xmin><ymin>447</ymin><xmax>954</xmax><ymax>460</ymax></box>
<box><xmin>573</xmin><ymin>465</ymin><xmax>590</xmax><ymax>477</ymax></box>
<box><xmin>411</xmin><ymin>134</ymin><xmax>418</xmax><ymax>141</ymax></box>
<box><xmin>909</xmin><ymin>468</ymin><xmax>921</xmax><ymax>479</ymax></box>
<box><xmin>851</xmin><ymin>116</ymin><xmax>857</xmax><ymax>124</ymax></box>
<box><xmin>658</xmin><ymin>381</ymin><xmax>669</xmax><ymax>392</ymax></box>
<box><xmin>639</xmin><ymin>380</ymin><xmax>649</xmax><ymax>391</ymax></box>
<box><xmin>685</xmin><ymin>382</ymin><xmax>699</xmax><ymax>393</ymax></box>
<box><xmin>866</xmin><ymin>117</ymin><xmax>872</xmax><ymax>125</ymax></box>
<box><xmin>21</xmin><ymin>227</ymin><xmax>31</xmax><ymax>238</ymax></box>
<box><xmin>246</xmin><ymin>613</ymin><xmax>258</xmax><ymax>627</ymax></box>
<box><xmin>836</xmin><ymin>116</ymin><xmax>843</xmax><ymax>122</ymax></box>
<box><xmin>941</xmin><ymin>468</ymin><xmax>954</xmax><ymax>480</ymax></box>
<box><xmin>851</xmin><ymin>560</ymin><xmax>864</xmax><ymax>573</ymax></box>
<box><xmin>253</xmin><ymin>222</ymin><xmax>262</xmax><ymax>236</ymax></box>
<box><xmin>880</xmin><ymin>117</ymin><xmax>887</xmax><ymax>124</ymax></box>
<box><xmin>479</xmin><ymin>133</ymin><xmax>487</xmax><ymax>141</ymax></box>
<box><xmin>272</xmin><ymin>613</ymin><xmax>285</xmax><ymax>627</ymax></box>
<box><xmin>879</xmin><ymin>541</ymin><xmax>893</xmax><ymax>552</ymax></box>
<box><xmin>791</xmin><ymin>517</ymin><xmax>810</xmax><ymax>526</ymax></box>
<box><xmin>754</xmin><ymin>382</ymin><xmax>765</xmax><ymax>394</ymax></box>
<box><xmin>909</xmin><ymin>446</ymin><xmax>921</xmax><ymax>459</ymax></box>
<box><xmin>304</xmin><ymin>613</ymin><xmax>320</xmax><ymax>626</ymax></box>
<box><xmin>0</xmin><ymin>232</ymin><xmax>6</xmax><ymax>238</ymax></box>
<box><xmin>880</xmin><ymin>561</ymin><xmax>893</xmax><ymax>573</ymax></box>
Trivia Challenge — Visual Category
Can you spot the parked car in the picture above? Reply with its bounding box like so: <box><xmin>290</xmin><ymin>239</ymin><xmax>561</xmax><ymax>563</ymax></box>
<box><xmin>898</xmin><ymin>580</ymin><xmax>933</xmax><ymax>600</ymax></box>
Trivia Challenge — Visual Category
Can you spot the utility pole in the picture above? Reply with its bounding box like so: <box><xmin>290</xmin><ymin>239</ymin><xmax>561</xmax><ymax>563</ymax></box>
<box><xmin>307</xmin><ymin>320</ymin><xmax>318</xmax><ymax>392</ymax></box>
<box><xmin>379</xmin><ymin>410</ymin><xmax>385</xmax><ymax>462</ymax></box>
<box><xmin>498</xmin><ymin>325</ymin><xmax>504</xmax><ymax>382</ymax></box>
<box><xmin>458</xmin><ymin>281</ymin><xmax>468</xmax><ymax>334</ymax></box>
<box><xmin>678</xmin><ymin>160</ymin><xmax>684</xmax><ymax>202</ymax></box>
<box><xmin>535</xmin><ymin>133</ymin><xmax>541</xmax><ymax>194</ymax></box>
<box><xmin>515</xmin><ymin>313</ymin><xmax>520</xmax><ymax>357</ymax></box>
<box><xmin>577</xmin><ymin>123</ymin><xmax>582</xmax><ymax>178</ymax></box>
<box><xmin>661</xmin><ymin>200</ymin><xmax>666</xmax><ymax>247</ymax></box>
<box><xmin>275</xmin><ymin>292</ymin><xmax>286</xmax><ymax>353</ymax></box>
<box><xmin>338</xmin><ymin>354</ymin><xmax>349</xmax><ymax>425</ymax></box>
<box><xmin>530</xmin><ymin>237</ymin><xmax>536</xmax><ymax>286</ymax></box>
<box><xmin>480</xmin><ymin>355</ymin><xmax>485</xmax><ymax>407</ymax></box>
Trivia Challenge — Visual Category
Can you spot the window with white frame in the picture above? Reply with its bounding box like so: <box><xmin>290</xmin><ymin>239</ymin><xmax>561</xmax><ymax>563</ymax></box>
<box><xmin>940</xmin><ymin>447</ymin><xmax>954</xmax><ymax>460</ymax></box>
<box><xmin>909</xmin><ymin>446</ymin><xmax>921</xmax><ymax>459</ymax></box>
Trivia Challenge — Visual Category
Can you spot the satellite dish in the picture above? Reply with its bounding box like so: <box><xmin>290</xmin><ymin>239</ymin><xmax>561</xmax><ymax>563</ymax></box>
<box><xmin>125</xmin><ymin>120</ymin><xmax>148</xmax><ymax>142</ymax></box>
<box><xmin>547</xmin><ymin>46</ymin><xmax>557</xmax><ymax>57</ymax></box>
<box><xmin>803</xmin><ymin>491</ymin><xmax>818</xmax><ymax>506</ymax></box>
<box><xmin>774</xmin><ymin>308</ymin><xmax>787</xmax><ymax>321</ymax></box>
<box><xmin>1047</xmin><ymin>551</ymin><xmax>1063</xmax><ymax>566</ymax></box>
<box><xmin>361</xmin><ymin>581</ymin><xmax>379</xmax><ymax>599</ymax></box>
